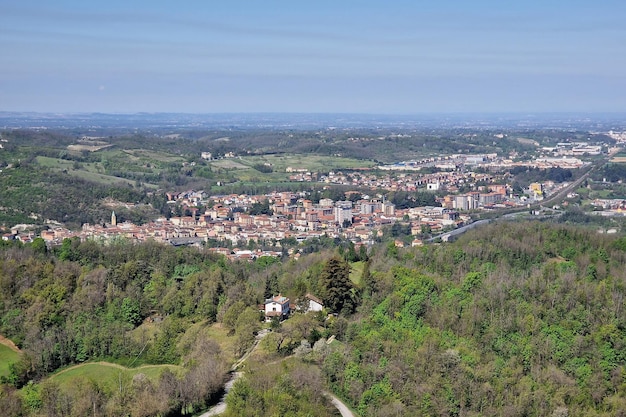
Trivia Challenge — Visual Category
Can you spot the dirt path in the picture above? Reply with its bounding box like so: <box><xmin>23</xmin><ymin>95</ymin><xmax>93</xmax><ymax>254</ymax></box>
<box><xmin>326</xmin><ymin>393</ymin><xmax>356</xmax><ymax>417</ymax></box>
<box><xmin>198</xmin><ymin>330</ymin><xmax>270</xmax><ymax>417</ymax></box>
<box><xmin>230</xmin><ymin>329</ymin><xmax>270</xmax><ymax>371</ymax></box>
<box><xmin>0</xmin><ymin>334</ymin><xmax>21</xmax><ymax>353</ymax></box>
<box><xmin>198</xmin><ymin>372</ymin><xmax>242</xmax><ymax>417</ymax></box>
<box><xmin>199</xmin><ymin>330</ymin><xmax>355</xmax><ymax>417</ymax></box>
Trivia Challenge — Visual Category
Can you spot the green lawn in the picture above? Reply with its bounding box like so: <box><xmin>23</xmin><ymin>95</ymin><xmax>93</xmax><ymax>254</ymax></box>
<box><xmin>0</xmin><ymin>343</ymin><xmax>20</xmax><ymax>378</ymax></box>
<box><xmin>205</xmin><ymin>323</ymin><xmax>238</xmax><ymax>364</ymax></box>
<box><xmin>210</xmin><ymin>159</ymin><xmax>251</xmax><ymax>170</ymax></box>
<box><xmin>350</xmin><ymin>261</ymin><xmax>364</xmax><ymax>286</ymax></box>
<box><xmin>45</xmin><ymin>323</ymin><xmax>232</xmax><ymax>393</ymax></box>
<box><xmin>49</xmin><ymin>362</ymin><xmax>182</xmax><ymax>392</ymax></box>
<box><xmin>35</xmin><ymin>156</ymin><xmax>76</xmax><ymax>169</ymax></box>
<box><xmin>67</xmin><ymin>169</ymin><xmax>154</xmax><ymax>187</ymax></box>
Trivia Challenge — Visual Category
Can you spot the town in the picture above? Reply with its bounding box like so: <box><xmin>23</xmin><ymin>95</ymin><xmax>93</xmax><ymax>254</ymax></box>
<box><xmin>8</xmin><ymin>140</ymin><xmax>623</xmax><ymax>258</ymax></box>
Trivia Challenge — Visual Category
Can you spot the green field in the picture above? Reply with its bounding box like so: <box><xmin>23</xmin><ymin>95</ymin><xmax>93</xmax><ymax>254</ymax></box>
<box><xmin>36</xmin><ymin>156</ymin><xmax>78</xmax><ymax>170</ymax></box>
<box><xmin>43</xmin><ymin>322</ymin><xmax>231</xmax><ymax>394</ymax></box>
<box><xmin>0</xmin><ymin>343</ymin><xmax>20</xmax><ymax>378</ymax></box>
<box><xmin>49</xmin><ymin>362</ymin><xmax>182</xmax><ymax>392</ymax></box>
<box><xmin>238</xmin><ymin>154</ymin><xmax>377</xmax><ymax>171</ymax></box>
<box><xmin>37</xmin><ymin>151</ymin><xmax>377</xmax><ymax>189</ymax></box>
<box><xmin>209</xmin><ymin>159</ymin><xmax>251</xmax><ymax>170</ymax></box>
<box><xmin>121</xmin><ymin>149</ymin><xmax>185</xmax><ymax>164</ymax></box>
<box><xmin>36</xmin><ymin>155</ymin><xmax>160</xmax><ymax>188</ymax></box>
<box><xmin>208</xmin><ymin>154</ymin><xmax>376</xmax><ymax>183</ymax></box>
<box><xmin>349</xmin><ymin>261</ymin><xmax>364</xmax><ymax>286</ymax></box>
<box><xmin>204</xmin><ymin>323</ymin><xmax>238</xmax><ymax>364</ymax></box>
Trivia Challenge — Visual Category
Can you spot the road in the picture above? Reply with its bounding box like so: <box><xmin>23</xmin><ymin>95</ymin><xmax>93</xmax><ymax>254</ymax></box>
<box><xmin>533</xmin><ymin>146</ymin><xmax>622</xmax><ymax>210</ymax></box>
<box><xmin>197</xmin><ymin>329</ymin><xmax>270</xmax><ymax>417</ymax></box>
<box><xmin>198</xmin><ymin>328</ymin><xmax>355</xmax><ymax>417</ymax></box>
<box><xmin>198</xmin><ymin>372</ymin><xmax>242</xmax><ymax>417</ymax></box>
<box><xmin>326</xmin><ymin>393</ymin><xmax>356</xmax><ymax>417</ymax></box>
<box><xmin>430</xmin><ymin>219</ymin><xmax>491</xmax><ymax>242</ymax></box>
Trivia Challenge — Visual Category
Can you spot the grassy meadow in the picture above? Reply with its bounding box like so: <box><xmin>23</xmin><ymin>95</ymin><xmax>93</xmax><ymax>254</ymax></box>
<box><xmin>48</xmin><ymin>362</ymin><xmax>182</xmax><ymax>392</ymax></box>
<box><xmin>0</xmin><ymin>343</ymin><xmax>20</xmax><ymax>378</ymax></box>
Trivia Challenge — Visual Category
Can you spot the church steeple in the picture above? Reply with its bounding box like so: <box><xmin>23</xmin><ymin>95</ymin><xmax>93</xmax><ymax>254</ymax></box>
<box><xmin>111</xmin><ymin>211</ymin><xmax>117</xmax><ymax>226</ymax></box>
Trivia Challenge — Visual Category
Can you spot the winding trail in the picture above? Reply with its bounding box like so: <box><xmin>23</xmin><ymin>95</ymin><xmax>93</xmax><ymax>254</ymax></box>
<box><xmin>198</xmin><ymin>330</ymin><xmax>355</xmax><ymax>417</ymax></box>
<box><xmin>198</xmin><ymin>330</ymin><xmax>269</xmax><ymax>417</ymax></box>
<box><xmin>198</xmin><ymin>372</ymin><xmax>242</xmax><ymax>417</ymax></box>
<box><xmin>326</xmin><ymin>393</ymin><xmax>355</xmax><ymax>417</ymax></box>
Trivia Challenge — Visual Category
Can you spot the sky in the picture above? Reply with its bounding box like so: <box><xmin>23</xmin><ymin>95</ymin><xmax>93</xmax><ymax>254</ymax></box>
<box><xmin>1</xmin><ymin>0</ymin><xmax>625</xmax><ymax>114</ymax></box>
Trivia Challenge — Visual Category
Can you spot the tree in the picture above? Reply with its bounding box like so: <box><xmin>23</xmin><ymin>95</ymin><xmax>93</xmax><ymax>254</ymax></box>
<box><xmin>248</xmin><ymin>201</ymin><xmax>273</xmax><ymax>216</ymax></box>
<box><xmin>0</xmin><ymin>385</ymin><xmax>23</xmax><ymax>416</ymax></box>
<box><xmin>359</xmin><ymin>244</ymin><xmax>368</xmax><ymax>262</ymax></box>
<box><xmin>361</xmin><ymin>259</ymin><xmax>375</xmax><ymax>298</ymax></box>
<box><xmin>29</xmin><ymin>237</ymin><xmax>47</xmax><ymax>255</ymax></box>
<box><xmin>121</xmin><ymin>297</ymin><xmax>142</xmax><ymax>327</ymax></box>
<box><xmin>319</xmin><ymin>257</ymin><xmax>359</xmax><ymax>314</ymax></box>
<box><xmin>57</xmin><ymin>237</ymin><xmax>80</xmax><ymax>261</ymax></box>
<box><xmin>264</xmin><ymin>273</ymin><xmax>279</xmax><ymax>299</ymax></box>
<box><xmin>234</xmin><ymin>307</ymin><xmax>262</xmax><ymax>356</ymax></box>
<box><xmin>222</xmin><ymin>301</ymin><xmax>246</xmax><ymax>335</ymax></box>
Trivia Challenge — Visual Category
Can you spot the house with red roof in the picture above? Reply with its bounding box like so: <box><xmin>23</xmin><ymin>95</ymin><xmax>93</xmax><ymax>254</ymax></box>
<box><xmin>264</xmin><ymin>294</ymin><xmax>290</xmax><ymax>322</ymax></box>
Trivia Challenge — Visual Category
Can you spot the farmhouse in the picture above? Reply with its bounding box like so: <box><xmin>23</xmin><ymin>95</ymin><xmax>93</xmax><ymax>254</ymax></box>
<box><xmin>264</xmin><ymin>294</ymin><xmax>290</xmax><ymax>321</ymax></box>
<box><xmin>304</xmin><ymin>293</ymin><xmax>324</xmax><ymax>312</ymax></box>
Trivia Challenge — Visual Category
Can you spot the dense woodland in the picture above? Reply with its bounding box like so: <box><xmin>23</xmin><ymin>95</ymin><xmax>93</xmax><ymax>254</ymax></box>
<box><xmin>2</xmin><ymin>221</ymin><xmax>626</xmax><ymax>416</ymax></box>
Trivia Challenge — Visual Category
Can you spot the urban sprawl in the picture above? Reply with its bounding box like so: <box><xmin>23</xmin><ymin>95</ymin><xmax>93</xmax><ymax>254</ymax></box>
<box><xmin>6</xmin><ymin>136</ymin><xmax>626</xmax><ymax>259</ymax></box>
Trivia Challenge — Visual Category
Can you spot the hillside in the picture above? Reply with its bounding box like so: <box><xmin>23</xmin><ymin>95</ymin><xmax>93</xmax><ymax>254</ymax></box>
<box><xmin>1</xmin><ymin>221</ymin><xmax>626</xmax><ymax>415</ymax></box>
<box><xmin>320</xmin><ymin>222</ymin><xmax>626</xmax><ymax>416</ymax></box>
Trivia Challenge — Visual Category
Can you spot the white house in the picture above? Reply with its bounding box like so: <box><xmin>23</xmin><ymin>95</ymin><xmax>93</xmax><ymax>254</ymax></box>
<box><xmin>305</xmin><ymin>293</ymin><xmax>324</xmax><ymax>312</ymax></box>
<box><xmin>427</xmin><ymin>182</ymin><xmax>440</xmax><ymax>191</ymax></box>
<box><xmin>264</xmin><ymin>294</ymin><xmax>290</xmax><ymax>321</ymax></box>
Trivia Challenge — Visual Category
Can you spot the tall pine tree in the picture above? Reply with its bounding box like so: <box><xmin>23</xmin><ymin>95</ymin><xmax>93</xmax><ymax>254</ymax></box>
<box><xmin>319</xmin><ymin>256</ymin><xmax>359</xmax><ymax>314</ymax></box>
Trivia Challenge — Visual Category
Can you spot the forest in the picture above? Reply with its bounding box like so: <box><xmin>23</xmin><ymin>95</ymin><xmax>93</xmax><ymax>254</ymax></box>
<box><xmin>2</xmin><ymin>220</ymin><xmax>626</xmax><ymax>416</ymax></box>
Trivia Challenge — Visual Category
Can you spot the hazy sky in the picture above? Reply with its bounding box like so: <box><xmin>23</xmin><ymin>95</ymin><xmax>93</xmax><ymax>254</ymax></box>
<box><xmin>1</xmin><ymin>1</ymin><xmax>625</xmax><ymax>114</ymax></box>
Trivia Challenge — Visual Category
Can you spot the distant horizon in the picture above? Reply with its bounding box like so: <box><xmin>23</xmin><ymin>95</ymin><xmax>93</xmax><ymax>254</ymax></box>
<box><xmin>2</xmin><ymin>109</ymin><xmax>625</xmax><ymax>131</ymax></box>
<box><xmin>2</xmin><ymin>110</ymin><xmax>626</xmax><ymax>116</ymax></box>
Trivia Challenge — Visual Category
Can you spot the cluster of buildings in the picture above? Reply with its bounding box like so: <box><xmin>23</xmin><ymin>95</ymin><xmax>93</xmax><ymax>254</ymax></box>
<box><xmin>378</xmin><ymin>152</ymin><xmax>593</xmax><ymax>172</ymax></box>
<box><xmin>10</xmin><ymin>180</ymin><xmax>536</xmax><ymax>255</ymax></box>
<box><xmin>540</xmin><ymin>142</ymin><xmax>602</xmax><ymax>157</ymax></box>
<box><xmin>5</xmin><ymin>191</ymin><xmax>451</xmax><ymax>253</ymax></box>
<box><xmin>262</xmin><ymin>293</ymin><xmax>324</xmax><ymax>321</ymax></box>
<box><xmin>5</xmin><ymin>177</ymin><xmax>571</xmax><ymax>253</ymax></box>
<box><xmin>286</xmin><ymin>151</ymin><xmax>596</xmax><ymax>196</ymax></box>
<box><xmin>34</xmin><ymin>194</ymin><xmax>404</xmax><ymax>251</ymax></box>
<box><xmin>590</xmin><ymin>199</ymin><xmax>626</xmax><ymax>212</ymax></box>
<box><xmin>7</xmin><ymin>142</ymin><xmax>612</xmax><ymax>251</ymax></box>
